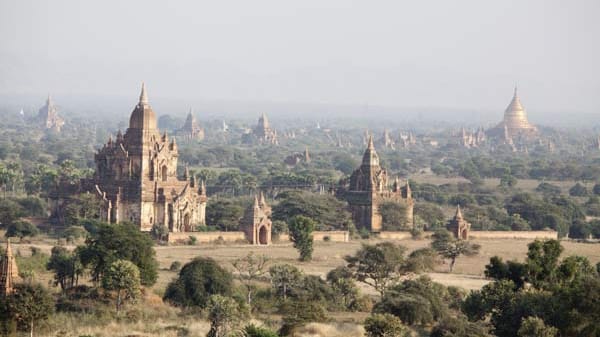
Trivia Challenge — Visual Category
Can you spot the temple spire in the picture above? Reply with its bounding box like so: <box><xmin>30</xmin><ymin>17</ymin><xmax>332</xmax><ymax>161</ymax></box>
<box><xmin>139</xmin><ymin>82</ymin><xmax>149</xmax><ymax>105</ymax></box>
<box><xmin>0</xmin><ymin>239</ymin><xmax>19</xmax><ymax>296</ymax></box>
<box><xmin>253</xmin><ymin>195</ymin><xmax>259</xmax><ymax>208</ymax></box>
<box><xmin>455</xmin><ymin>205</ymin><xmax>463</xmax><ymax>220</ymax></box>
<box><xmin>259</xmin><ymin>191</ymin><xmax>266</xmax><ymax>207</ymax></box>
<box><xmin>367</xmin><ymin>135</ymin><xmax>374</xmax><ymax>150</ymax></box>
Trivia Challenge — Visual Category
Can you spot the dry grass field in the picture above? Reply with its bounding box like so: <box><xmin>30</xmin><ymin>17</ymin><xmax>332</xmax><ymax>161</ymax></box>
<box><xmin>152</xmin><ymin>237</ymin><xmax>600</xmax><ymax>293</ymax></box>
<box><xmin>410</xmin><ymin>172</ymin><xmax>592</xmax><ymax>194</ymax></box>
<box><xmin>6</xmin><ymin>236</ymin><xmax>599</xmax><ymax>337</ymax></box>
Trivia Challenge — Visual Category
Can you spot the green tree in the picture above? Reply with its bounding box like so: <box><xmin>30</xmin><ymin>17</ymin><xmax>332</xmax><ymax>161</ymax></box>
<box><xmin>205</xmin><ymin>198</ymin><xmax>244</xmax><ymax>231</ymax></box>
<box><xmin>77</xmin><ymin>222</ymin><xmax>158</xmax><ymax>286</ymax></box>
<box><xmin>288</xmin><ymin>215</ymin><xmax>315</xmax><ymax>261</ymax></box>
<box><xmin>272</xmin><ymin>190</ymin><xmax>352</xmax><ymax>230</ymax></box>
<box><xmin>431</xmin><ymin>230</ymin><xmax>480</xmax><ymax>272</ymax></box>
<box><xmin>326</xmin><ymin>266</ymin><xmax>360</xmax><ymax>310</ymax></box>
<box><xmin>431</xmin><ymin>316</ymin><xmax>492</xmax><ymax>337</ymax></box>
<box><xmin>344</xmin><ymin>242</ymin><xmax>410</xmax><ymax>296</ymax></box>
<box><xmin>206</xmin><ymin>295</ymin><xmax>245</xmax><ymax>337</ymax></box>
<box><xmin>569</xmin><ymin>183</ymin><xmax>589</xmax><ymax>197</ymax></box>
<box><xmin>518</xmin><ymin>317</ymin><xmax>558</xmax><ymax>337</ymax></box>
<box><xmin>9</xmin><ymin>283</ymin><xmax>54</xmax><ymax>337</ymax></box>
<box><xmin>0</xmin><ymin>199</ymin><xmax>24</xmax><ymax>228</ymax></box>
<box><xmin>101</xmin><ymin>259</ymin><xmax>142</xmax><ymax>312</ymax></box>
<box><xmin>163</xmin><ymin>257</ymin><xmax>233</xmax><ymax>308</ymax></box>
<box><xmin>525</xmin><ymin>239</ymin><xmax>563</xmax><ymax>289</ymax></box>
<box><xmin>269</xmin><ymin>264</ymin><xmax>303</xmax><ymax>301</ymax></box>
<box><xmin>373</xmin><ymin>276</ymin><xmax>448</xmax><ymax>326</ymax></box>
<box><xmin>5</xmin><ymin>220</ymin><xmax>39</xmax><ymax>239</ymax></box>
<box><xmin>46</xmin><ymin>246</ymin><xmax>83</xmax><ymax>291</ymax></box>
<box><xmin>364</xmin><ymin>313</ymin><xmax>410</xmax><ymax>337</ymax></box>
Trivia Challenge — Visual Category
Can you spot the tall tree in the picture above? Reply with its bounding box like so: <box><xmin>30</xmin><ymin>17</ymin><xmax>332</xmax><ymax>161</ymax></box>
<box><xmin>101</xmin><ymin>260</ymin><xmax>142</xmax><ymax>312</ymax></box>
<box><xmin>345</xmin><ymin>242</ymin><xmax>410</xmax><ymax>296</ymax></box>
<box><xmin>269</xmin><ymin>264</ymin><xmax>303</xmax><ymax>301</ymax></box>
<box><xmin>431</xmin><ymin>230</ymin><xmax>480</xmax><ymax>272</ymax></box>
<box><xmin>77</xmin><ymin>222</ymin><xmax>158</xmax><ymax>286</ymax></box>
<box><xmin>46</xmin><ymin>246</ymin><xmax>83</xmax><ymax>291</ymax></box>
<box><xmin>288</xmin><ymin>215</ymin><xmax>315</xmax><ymax>261</ymax></box>
<box><xmin>9</xmin><ymin>283</ymin><xmax>54</xmax><ymax>337</ymax></box>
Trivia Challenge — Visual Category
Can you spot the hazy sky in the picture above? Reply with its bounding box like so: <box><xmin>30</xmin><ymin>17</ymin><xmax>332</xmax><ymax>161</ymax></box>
<box><xmin>0</xmin><ymin>0</ymin><xmax>599</xmax><ymax>116</ymax></box>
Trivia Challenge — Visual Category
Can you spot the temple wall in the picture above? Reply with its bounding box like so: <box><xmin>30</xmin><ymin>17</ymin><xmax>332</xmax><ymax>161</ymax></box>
<box><xmin>167</xmin><ymin>231</ymin><xmax>247</xmax><ymax>244</ymax></box>
<box><xmin>379</xmin><ymin>230</ymin><xmax>557</xmax><ymax>240</ymax></box>
<box><xmin>275</xmin><ymin>231</ymin><xmax>350</xmax><ymax>243</ymax></box>
<box><xmin>378</xmin><ymin>231</ymin><xmax>413</xmax><ymax>240</ymax></box>
<box><xmin>313</xmin><ymin>231</ymin><xmax>350</xmax><ymax>242</ymax></box>
<box><xmin>468</xmin><ymin>231</ymin><xmax>557</xmax><ymax>240</ymax></box>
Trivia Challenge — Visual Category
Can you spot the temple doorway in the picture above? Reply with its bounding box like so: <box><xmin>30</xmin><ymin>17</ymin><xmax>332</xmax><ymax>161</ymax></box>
<box><xmin>183</xmin><ymin>213</ymin><xmax>191</xmax><ymax>232</ymax></box>
<box><xmin>258</xmin><ymin>226</ymin><xmax>269</xmax><ymax>245</ymax></box>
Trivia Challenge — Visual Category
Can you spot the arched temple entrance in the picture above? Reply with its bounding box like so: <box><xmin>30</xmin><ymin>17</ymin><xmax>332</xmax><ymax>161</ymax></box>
<box><xmin>183</xmin><ymin>213</ymin><xmax>191</xmax><ymax>232</ymax></box>
<box><xmin>461</xmin><ymin>228</ymin><xmax>468</xmax><ymax>240</ymax></box>
<box><xmin>258</xmin><ymin>226</ymin><xmax>269</xmax><ymax>245</ymax></box>
<box><xmin>161</xmin><ymin>165</ymin><xmax>168</xmax><ymax>181</ymax></box>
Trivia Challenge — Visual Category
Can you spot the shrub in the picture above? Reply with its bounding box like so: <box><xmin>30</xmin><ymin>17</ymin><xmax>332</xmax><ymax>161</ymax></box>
<box><xmin>163</xmin><ymin>257</ymin><xmax>233</xmax><ymax>308</ymax></box>
<box><xmin>169</xmin><ymin>261</ymin><xmax>182</xmax><ymax>272</ymax></box>
<box><xmin>364</xmin><ymin>313</ymin><xmax>410</xmax><ymax>337</ymax></box>
<box><xmin>5</xmin><ymin>220</ymin><xmax>39</xmax><ymax>239</ymax></box>
<box><xmin>244</xmin><ymin>324</ymin><xmax>278</xmax><ymax>337</ymax></box>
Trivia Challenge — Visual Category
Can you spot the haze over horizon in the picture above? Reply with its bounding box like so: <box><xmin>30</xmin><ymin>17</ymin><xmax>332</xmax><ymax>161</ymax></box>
<box><xmin>0</xmin><ymin>0</ymin><xmax>599</xmax><ymax>123</ymax></box>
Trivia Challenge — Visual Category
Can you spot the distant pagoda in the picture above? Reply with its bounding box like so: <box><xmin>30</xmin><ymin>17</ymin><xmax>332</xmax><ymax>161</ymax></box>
<box><xmin>253</xmin><ymin>113</ymin><xmax>278</xmax><ymax>145</ymax></box>
<box><xmin>35</xmin><ymin>95</ymin><xmax>65</xmax><ymax>132</ymax></box>
<box><xmin>176</xmin><ymin>109</ymin><xmax>205</xmax><ymax>141</ymax></box>
<box><xmin>488</xmin><ymin>87</ymin><xmax>538</xmax><ymax>139</ymax></box>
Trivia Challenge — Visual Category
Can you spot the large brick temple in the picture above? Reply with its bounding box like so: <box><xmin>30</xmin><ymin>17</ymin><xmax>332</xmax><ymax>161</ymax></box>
<box><xmin>50</xmin><ymin>84</ymin><xmax>207</xmax><ymax>232</ymax></box>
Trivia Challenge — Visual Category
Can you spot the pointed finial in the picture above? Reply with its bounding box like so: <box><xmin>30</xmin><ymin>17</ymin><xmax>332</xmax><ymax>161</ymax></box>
<box><xmin>259</xmin><ymin>191</ymin><xmax>266</xmax><ymax>206</ymax></box>
<box><xmin>455</xmin><ymin>205</ymin><xmax>463</xmax><ymax>219</ymax></box>
<box><xmin>367</xmin><ymin>135</ymin><xmax>375</xmax><ymax>149</ymax></box>
<box><xmin>253</xmin><ymin>194</ymin><xmax>259</xmax><ymax>208</ymax></box>
<box><xmin>139</xmin><ymin>82</ymin><xmax>149</xmax><ymax>104</ymax></box>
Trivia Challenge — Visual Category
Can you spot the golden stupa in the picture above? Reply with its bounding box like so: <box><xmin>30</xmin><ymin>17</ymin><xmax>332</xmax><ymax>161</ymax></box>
<box><xmin>488</xmin><ymin>87</ymin><xmax>538</xmax><ymax>138</ymax></box>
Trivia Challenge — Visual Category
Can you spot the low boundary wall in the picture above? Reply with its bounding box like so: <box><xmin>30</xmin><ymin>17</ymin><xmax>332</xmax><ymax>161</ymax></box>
<box><xmin>277</xmin><ymin>231</ymin><xmax>350</xmax><ymax>243</ymax></box>
<box><xmin>380</xmin><ymin>230</ymin><xmax>558</xmax><ymax>240</ymax></box>
<box><xmin>467</xmin><ymin>230</ymin><xmax>558</xmax><ymax>240</ymax></box>
<box><xmin>168</xmin><ymin>231</ymin><xmax>247</xmax><ymax>244</ymax></box>
<box><xmin>378</xmin><ymin>231</ymin><xmax>413</xmax><ymax>240</ymax></box>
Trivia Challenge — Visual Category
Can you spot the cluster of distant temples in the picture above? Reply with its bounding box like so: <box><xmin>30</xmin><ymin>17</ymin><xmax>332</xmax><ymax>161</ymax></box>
<box><xmin>45</xmin><ymin>83</ymin><xmax>548</xmax><ymax>245</ymax></box>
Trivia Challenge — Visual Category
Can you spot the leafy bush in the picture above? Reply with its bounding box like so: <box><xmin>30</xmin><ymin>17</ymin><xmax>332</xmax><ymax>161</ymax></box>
<box><xmin>5</xmin><ymin>220</ymin><xmax>39</xmax><ymax>239</ymax></box>
<box><xmin>163</xmin><ymin>257</ymin><xmax>233</xmax><ymax>308</ymax></box>
<box><xmin>364</xmin><ymin>313</ymin><xmax>410</xmax><ymax>337</ymax></box>
<box><xmin>169</xmin><ymin>261</ymin><xmax>182</xmax><ymax>272</ymax></box>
